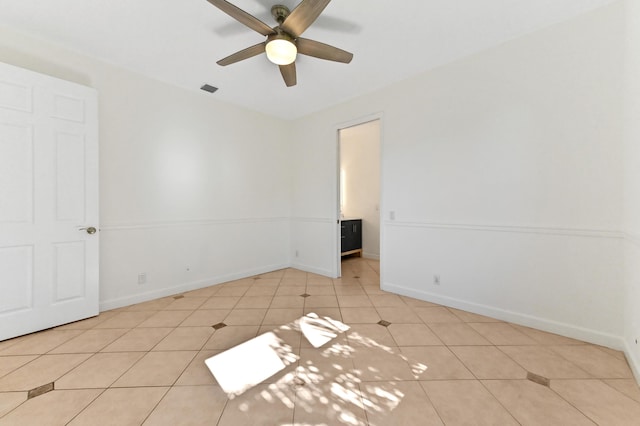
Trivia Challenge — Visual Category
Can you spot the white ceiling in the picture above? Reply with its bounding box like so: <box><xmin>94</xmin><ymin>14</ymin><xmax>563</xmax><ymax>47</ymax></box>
<box><xmin>0</xmin><ymin>0</ymin><xmax>614</xmax><ymax>119</ymax></box>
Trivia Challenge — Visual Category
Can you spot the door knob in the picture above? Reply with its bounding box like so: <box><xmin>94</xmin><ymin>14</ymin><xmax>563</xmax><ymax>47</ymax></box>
<box><xmin>79</xmin><ymin>226</ymin><xmax>97</xmax><ymax>234</ymax></box>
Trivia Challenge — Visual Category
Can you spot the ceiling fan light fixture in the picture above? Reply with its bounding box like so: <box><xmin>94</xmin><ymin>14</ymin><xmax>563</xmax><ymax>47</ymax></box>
<box><xmin>266</xmin><ymin>34</ymin><xmax>297</xmax><ymax>65</ymax></box>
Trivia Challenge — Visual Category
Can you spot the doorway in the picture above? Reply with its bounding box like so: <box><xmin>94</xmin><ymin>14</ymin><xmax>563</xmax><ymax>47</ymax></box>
<box><xmin>337</xmin><ymin>118</ymin><xmax>381</xmax><ymax>277</ymax></box>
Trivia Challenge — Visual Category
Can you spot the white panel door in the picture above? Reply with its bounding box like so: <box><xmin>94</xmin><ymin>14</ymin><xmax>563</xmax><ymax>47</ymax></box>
<box><xmin>0</xmin><ymin>62</ymin><xmax>99</xmax><ymax>341</ymax></box>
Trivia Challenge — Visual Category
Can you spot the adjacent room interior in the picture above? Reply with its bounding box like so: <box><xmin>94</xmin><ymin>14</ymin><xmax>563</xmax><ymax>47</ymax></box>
<box><xmin>1</xmin><ymin>0</ymin><xmax>640</xmax><ymax>424</ymax></box>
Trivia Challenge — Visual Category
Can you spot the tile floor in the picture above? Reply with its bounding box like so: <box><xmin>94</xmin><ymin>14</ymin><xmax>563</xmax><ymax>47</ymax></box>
<box><xmin>1</xmin><ymin>257</ymin><xmax>639</xmax><ymax>425</ymax></box>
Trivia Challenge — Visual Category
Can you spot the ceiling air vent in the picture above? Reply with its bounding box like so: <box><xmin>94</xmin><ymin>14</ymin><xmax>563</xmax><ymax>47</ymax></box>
<box><xmin>200</xmin><ymin>84</ymin><xmax>218</xmax><ymax>93</ymax></box>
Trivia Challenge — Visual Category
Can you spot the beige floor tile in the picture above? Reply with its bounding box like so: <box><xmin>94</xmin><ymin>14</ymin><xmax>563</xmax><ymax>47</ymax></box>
<box><xmin>0</xmin><ymin>353</ymin><xmax>91</xmax><ymax>391</ymax></box>
<box><xmin>362</xmin><ymin>285</ymin><xmax>388</xmax><ymax>295</ymax></box>
<box><xmin>0</xmin><ymin>392</ymin><xmax>27</xmax><ymax>418</ymax></box>
<box><xmin>603</xmin><ymin>379</ymin><xmax>640</xmax><ymax>403</ymax></box>
<box><xmin>68</xmin><ymin>387</ymin><xmax>168</xmax><ymax>426</ymax></box>
<box><xmin>347</xmin><ymin>324</ymin><xmax>397</xmax><ymax>348</ymax></box>
<box><xmin>275</xmin><ymin>286</ymin><xmax>306</xmax><ymax>296</ymax></box>
<box><xmin>428</xmin><ymin>323</ymin><xmax>491</xmax><ymax>345</ymax></box>
<box><xmin>262</xmin><ymin>308</ymin><xmax>304</xmax><ymax>325</ymax></box>
<box><xmin>334</xmin><ymin>286</ymin><xmax>367</xmax><ymax>295</ymax></box>
<box><xmin>200</xmin><ymin>296</ymin><xmax>240</xmax><ymax>309</ymax></box>
<box><xmin>598</xmin><ymin>345</ymin><xmax>627</xmax><ymax>361</ymax></box>
<box><xmin>163</xmin><ymin>297</ymin><xmax>208</xmax><ymax>311</ymax></box>
<box><xmin>338</xmin><ymin>295</ymin><xmax>373</xmax><ymax>308</ymax></box>
<box><xmin>375</xmin><ymin>307</ymin><xmax>422</xmax><ymax>324</ymax></box>
<box><xmin>302</xmin><ymin>307</ymin><xmax>343</xmax><ymax>322</ymax></box>
<box><xmin>55</xmin><ymin>311</ymin><xmax>120</xmax><ymax>329</ymax></box>
<box><xmin>352</xmin><ymin>345</ymin><xmax>415</xmax><ymax>381</ymax></box>
<box><xmin>307</xmin><ymin>276</ymin><xmax>332</xmax><ymax>286</ymax></box>
<box><xmin>152</xmin><ymin>327</ymin><xmax>214</xmax><ymax>351</ymax></box>
<box><xmin>203</xmin><ymin>325</ymin><xmax>260</xmax><ymax>350</ymax></box>
<box><xmin>511</xmin><ymin>324</ymin><xmax>586</xmax><ymax>345</ymax></box>
<box><xmin>217</xmin><ymin>382</ymin><xmax>295</xmax><ymax>426</ymax></box>
<box><xmin>552</xmin><ymin>379</ymin><xmax>640</xmax><ymax>425</ymax></box>
<box><xmin>178</xmin><ymin>309</ymin><xmax>230</xmax><ymax>327</ymax></box>
<box><xmin>0</xmin><ymin>389</ymin><xmax>101</xmax><ymax>426</ymax></box>
<box><xmin>280</xmin><ymin>278</ymin><xmax>307</xmax><ymax>286</ymax></box>
<box><xmin>294</xmin><ymin>380</ymin><xmax>367</xmax><ymax>426</ymax></box>
<box><xmin>269</xmin><ymin>296</ymin><xmax>305</xmax><ymax>308</ymax></box>
<box><xmin>253</xmin><ymin>278</ymin><xmax>283</xmax><ymax>286</ymax></box>
<box><xmin>123</xmin><ymin>298</ymin><xmax>174</xmax><ymax>312</ymax></box>
<box><xmin>235</xmin><ymin>296</ymin><xmax>273</xmax><ymax>309</ymax></box>
<box><xmin>49</xmin><ymin>329</ymin><xmax>128</xmax><ymax>354</ymax></box>
<box><xmin>340</xmin><ymin>307</ymin><xmax>381</xmax><ymax>324</ymax></box>
<box><xmin>0</xmin><ymin>330</ymin><xmax>84</xmax><ymax>356</ymax></box>
<box><xmin>223</xmin><ymin>309</ymin><xmax>267</xmax><ymax>326</ymax></box>
<box><xmin>137</xmin><ymin>310</ymin><xmax>193</xmax><ymax>327</ymax></box>
<box><xmin>446</xmin><ymin>307</ymin><xmax>501</xmax><ymax>322</ymax></box>
<box><xmin>0</xmin><ymin>355</ymin><xmax>37</xmax><ymax>378</ymax></box>
<box><xmin>305</xmin><ymin>286</ymin><xmax>336</xmax><ymax>296</ymax></box>
<box><xmin>183</xmin><ymin>286</ymin><xmax>220</xmax><ymax>298</ymax></box>
<box><xmin>549</xmin><ymin>345</ymin><xmax>634</xmax><ymax>378</ymax></box>
<box><xmin>401</xmin><ymin>346</ymin><xmax>474</xmax><ymax>380</ymax></box>
<box><xmin>142</xmin><ymin>385</ymin><xmax>227</xmax><ymax>425</ymax></box>
<box><xmin>422</xmin><ymin>380</ymin><xmax>518</xmax><ymax>425</ymax></box>
<box><xmin>92</xmin><ymin>311</ymin><xmax>155</xmax><ymax>329</ymax></box>
<box><xmin>56</xmin><ymin>352</ymin><xmax>144</xmax><ymax>389</ymax></box>
<box><xmin>499</xmin><ymin>346</ymin><xmax>592</xmax><ymax>379</ymax></box>
<box><xmin>484</xmin><ymin>379</ymin><xmax>596</xmax><ymax>425</ymax></box>
<box><xmin>174</xmin><ymin>350</ymin><xmax>221</xmax><ymax>385</ymax></box>
<box><xmin>450</xmin><ymin>346</ymin><xmax>527</xmax><ymax>379</ymax></box>
<box><xmin>244</xmin><ymin>286</ymin><xmax>278</xmax><ymax>297</ymax></box>
<box><xmin>361</xmin><ymin>381</ymin><xmax>443</xmax><ymax>426</ymax></box>
<box><xmin>368</xmin><ymin>294</ymin><xmax>407</xmax><ymax>307</ymax></box>
<box><xmin>112</xmin><ymin>351</ymin><xmax>196</xmax><ymax>387</ymax></box>
<box><xmin>297</xmin><ymin>347</ymin><xmax>356</xmax><ymax>384</ymax></box>
<box><xmin>413</xmin><ymin>307</ymin><xmax>462</xmax><ymax>323</ymax></box>
<box><xmin>101</xmin><ymin>328</ymin><xmax>173</xmax><ymax>352</ymax></box>
<box><xmin>214</xmin><ymin>286</ymin><xmax>249</xmax><ymax>297</ymax></box>
<box><xmin>468</xmin><ymin>322</ymin><xmax>538</xmax><ymax>345</ymax></box>
<box><xmin>387</xmin><ymin>324</ymin><xmax>443</xmax><ymax>346</ymax></box>
<box><xmin>304</xmin><ymin>295</ymin><xmax>339</xmax><ymax>308</ymax></box>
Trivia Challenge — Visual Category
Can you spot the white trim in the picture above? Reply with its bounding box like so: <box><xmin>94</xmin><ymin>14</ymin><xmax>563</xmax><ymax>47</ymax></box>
<box><xmin>100</xmin><ymin>262</ymin><xmax>289</xmax><ymax>311</ymax></box>
<box><xmin>386</xmin><ymin>220</ymin><xmax>622</xmax><ymax>239</ymax></box>
<box><xmin>289</xmin><ymin>261</ymin><xmax>333</xmax><ymax>277</ymax></box>
<box><xmin>100</xmin><ymin>217</ymin><xmax>289</xmax><ymax>231</ymax></box>
<box><xmin>623</xmin><ymin>338</ymin><xmax>640</xmax><ymax>385</ymax></box>
<box><xmin>383</xmin><ymin>281</ymin><xmax>625</xmax><ymax>350</ymax></box>
<box><xmin>289</xmin><ymin>217</ymin><xmax>334</xmax><ymax>224</ymax></box>
<box><xmin>362</xmin><ymin>252</ymin><xmax>380</xmax><ymax>260</ymax></box>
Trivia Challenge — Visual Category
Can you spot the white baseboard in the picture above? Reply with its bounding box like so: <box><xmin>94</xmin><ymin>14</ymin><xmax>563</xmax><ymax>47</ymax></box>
<box><xmin>362</xmin><ymin>252</ymin><xmax>380</xmax><ymax>260</ymax></box>
<box><xmin>383</xmin><ymin>281</ymin><xmax>625</xmax><ymax>350</ymax></box>
<box><xmin>623</xmin><ymin>339</ymin><xmax>640</xmax><ymax>385</ymax></box>
<box><xmin>289</xmin><ymin>261</ymin><xmax>334</xmax><ymax>278</ymax></box>
<box><xmin>100</xmin><ymin>262</ymin><xmax>289</xmax><ymax>311</ymax></box>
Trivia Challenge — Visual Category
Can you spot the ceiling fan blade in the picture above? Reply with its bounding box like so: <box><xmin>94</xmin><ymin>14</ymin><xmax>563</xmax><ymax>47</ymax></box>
<box><xmin>217</xmin><ymin>42</ymin><xmax>266</xmax><ymax>66</ymax></box>
<box><xmin>279</xmin><ymin>63</ymin><xmax>297</xmax><ymax>87</ymax></box>
<box><xmin>281</xmin><ymin>0</ymin><xmax>331</xmax><ymax>37</ymax></box>
<box><xmin>297</xmin><ymin>38</ymin><xmax>353</xmax><ymax>63</ymax></box>
<box><xmin>205</xmin><ymin>0</ymin><xmax>274</xmax><ymax>36</ymax></box>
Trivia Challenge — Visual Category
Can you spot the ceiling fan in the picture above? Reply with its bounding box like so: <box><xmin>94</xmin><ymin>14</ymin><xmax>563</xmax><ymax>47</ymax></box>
<box><xmin>206</xmin><ymin>0</ymin><xmax>353</xmax><ymax>87</ymax></box>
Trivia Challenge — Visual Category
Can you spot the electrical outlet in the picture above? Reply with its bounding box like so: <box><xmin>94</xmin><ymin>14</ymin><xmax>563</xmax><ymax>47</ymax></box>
<box><xmin>137</xmin><ymin>273</ymin><xmax>146</xmax><ymax>285</ymax></box>
<box><xmin>186</xmin><ymin>266</ymin><xmax>190</xmax><ymax>272</ymax></box>
<box><xmin>295</xmin><ymin>250</ymin><xmax>299</xmax><ymax>257</ymax></box>
<box><xmin>389</xmin><ymin>211</ymin><xmax>396</xmax><ymax>221</ymax></box>
<box><xmin>433</xmin><ymin>275</ymin><xmax>441</xmax><ymax>285</ymax></box>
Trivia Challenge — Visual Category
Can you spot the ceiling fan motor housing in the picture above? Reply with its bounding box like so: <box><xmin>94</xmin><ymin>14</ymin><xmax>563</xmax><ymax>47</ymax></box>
<box><xmin>271</xmin><ymin>5</ymin><xmax>290</xmax><ymax>24</ymax></box>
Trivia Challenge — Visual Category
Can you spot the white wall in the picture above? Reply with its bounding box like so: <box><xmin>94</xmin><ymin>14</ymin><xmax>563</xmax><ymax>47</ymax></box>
<box><xmin>340</xmin><ymin>120</ymin><xmax>381</xmax><ymax>259</ymax></box>
<box><xmin>622</xmin><ymin>0</ymin><xmax>640</xmax><ymax>380</ymax></box>
<box><xmin>291</xmin><ymin>2</ymin><xmax>625</xmax><ymax>347</ymax></box>
<box><xmin>0</xmin><ymin>27</ymin><xmax>292</xmax><ymax>310</ymax></box>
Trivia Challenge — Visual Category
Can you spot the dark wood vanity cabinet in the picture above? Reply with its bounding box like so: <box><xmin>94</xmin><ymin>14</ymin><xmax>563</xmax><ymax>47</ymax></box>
<box><xmin>341</xmin><ymin>219</ymin><xmax>362</xmax><ymax>256</ymax></box>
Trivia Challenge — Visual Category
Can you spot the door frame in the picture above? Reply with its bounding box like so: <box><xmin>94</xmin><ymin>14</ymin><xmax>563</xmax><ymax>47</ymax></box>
<box><xmin>334</xmin><ymin>112</ymin><xmax>384</xmax><ymax>279</ymax></box>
